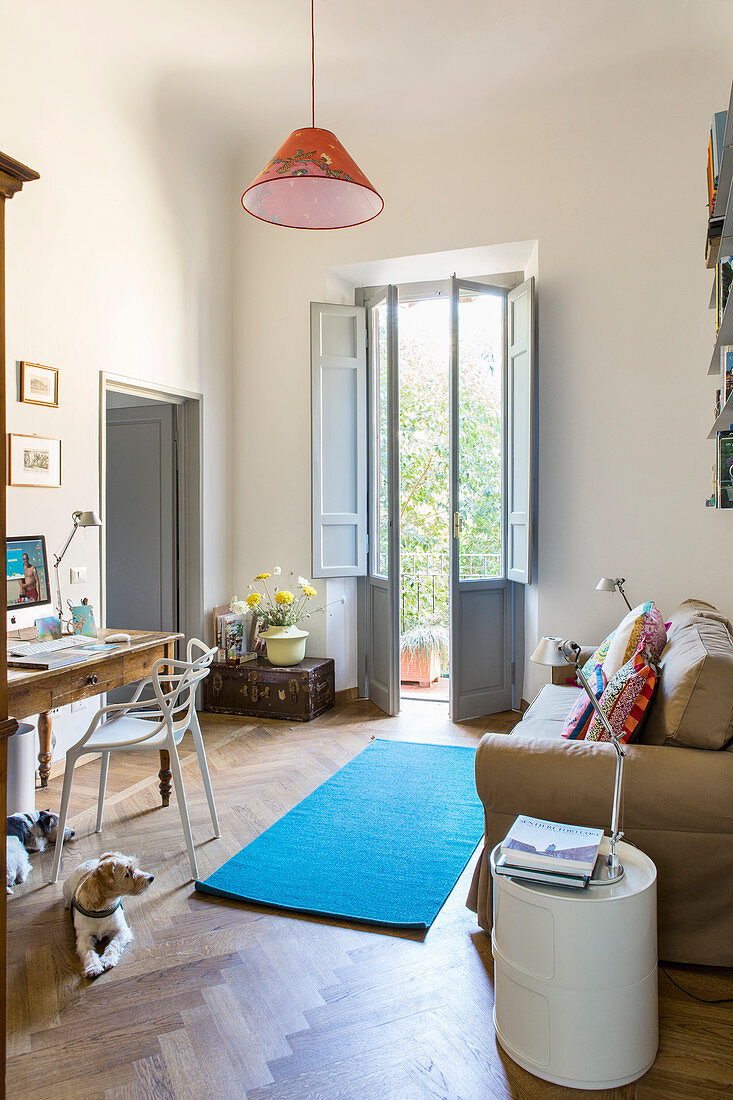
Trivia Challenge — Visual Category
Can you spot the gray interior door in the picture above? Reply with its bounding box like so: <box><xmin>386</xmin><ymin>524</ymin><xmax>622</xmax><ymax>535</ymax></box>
<box><xmin>365</xmin><ymin>286</ymin><xmax>400</xmax><ymax>715</ymax></box>
<box><xmin>105</xmin><ymin>402</ymin><xmax>177</xmax><ymax>632</ymax></box>
<box><xmin>449</xmin><ymin>278</ymin><xmax>513</xmax><ymax>720</ymax></box>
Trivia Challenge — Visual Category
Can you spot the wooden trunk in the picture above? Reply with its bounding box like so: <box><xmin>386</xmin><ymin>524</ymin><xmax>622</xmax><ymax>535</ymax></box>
<box><xmin>203</xmin><ymin>657</ymin><xmax>335</xmax><ymax>722</ymax></box>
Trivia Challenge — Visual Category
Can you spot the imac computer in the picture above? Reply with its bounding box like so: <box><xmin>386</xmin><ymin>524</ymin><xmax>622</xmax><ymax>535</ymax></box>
<box><xmin>7</xmin><ymin>535</ymin><xmax>52</xmax><ymax>632</ymax></box>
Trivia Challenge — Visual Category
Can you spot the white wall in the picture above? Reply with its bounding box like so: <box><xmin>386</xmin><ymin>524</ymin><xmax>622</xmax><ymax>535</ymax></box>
<box><xmin>2</xmin><ymin>19</ymin><xmax>233</xmax><ymax>781</ymax></box>
<box><xmin>231</xmin><ymin>1</ymin><xmax>733</xmax><ymax>698</ymax></box>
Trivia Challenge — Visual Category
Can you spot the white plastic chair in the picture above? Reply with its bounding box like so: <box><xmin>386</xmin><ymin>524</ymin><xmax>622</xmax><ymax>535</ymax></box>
<box><xmin>50</xmin><ymin>640</ymin><xmax>220</xmax><ymax>883</ymax></box>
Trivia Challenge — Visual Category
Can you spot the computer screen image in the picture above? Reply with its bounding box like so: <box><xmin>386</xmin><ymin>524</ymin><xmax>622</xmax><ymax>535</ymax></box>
<box><xmin>7</xmin><ymin>535</ymin><xmax>51</xmax><ymax>624</ymax></box>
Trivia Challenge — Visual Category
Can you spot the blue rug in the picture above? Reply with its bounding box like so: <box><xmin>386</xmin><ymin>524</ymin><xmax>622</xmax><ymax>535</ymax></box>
<box><xmin>195</xmin><ymin>738</ymin><xmax>484</xmax><ymax>928</ymax></box>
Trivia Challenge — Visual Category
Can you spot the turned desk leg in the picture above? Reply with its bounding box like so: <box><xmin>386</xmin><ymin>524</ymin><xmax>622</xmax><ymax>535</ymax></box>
<box><xmin>37</xmin><ymin>712</ymin><xmax>54</xmax><ymax>789</ymax></box>
<box><xmin>158</xmin><ymin>749</ymin><xmax>172</xmax><ymax>807</ymax></box>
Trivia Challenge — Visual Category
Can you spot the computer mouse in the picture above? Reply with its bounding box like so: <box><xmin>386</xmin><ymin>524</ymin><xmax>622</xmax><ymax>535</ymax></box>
<box><xmin>105</xmin><ymin>632</ymin><xmax>131</xmax><ymax>644</ymax></box>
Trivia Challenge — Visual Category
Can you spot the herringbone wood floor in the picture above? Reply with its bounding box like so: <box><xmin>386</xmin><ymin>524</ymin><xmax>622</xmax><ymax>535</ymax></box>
<box><xmin>7</xmin><ymin>699</ymin><xmax>733</xmax><ymax>1099</ymax></box>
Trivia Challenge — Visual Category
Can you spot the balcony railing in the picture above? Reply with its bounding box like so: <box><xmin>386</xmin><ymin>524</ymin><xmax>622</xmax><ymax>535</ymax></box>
<box><xmin>400</xmin><ymin>550</ymin><xmax>500</xmax><ymax>631</ymax></box>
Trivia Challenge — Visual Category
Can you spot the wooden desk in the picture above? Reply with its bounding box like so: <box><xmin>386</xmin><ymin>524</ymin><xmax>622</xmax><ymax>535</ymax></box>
<box><xmin>7</xmin><ymin>629</ymin><xmax>181</xmax><ymax>805</ymax></box>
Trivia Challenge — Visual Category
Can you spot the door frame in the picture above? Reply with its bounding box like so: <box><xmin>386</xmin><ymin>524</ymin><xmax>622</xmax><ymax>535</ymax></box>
<box><xmin>99</xmin><ymin>373</ymin><xmax>204</xmax><ymax>645</ymax></box>
<box><xmin>356</xmin><ymin>273</ymin><xmax>525</xmax><ymax>716</ymax></box>
<box><xmin>358</xmin><ymin>285</ymin><xmax>400</xmax><ymax>714</ymax></box>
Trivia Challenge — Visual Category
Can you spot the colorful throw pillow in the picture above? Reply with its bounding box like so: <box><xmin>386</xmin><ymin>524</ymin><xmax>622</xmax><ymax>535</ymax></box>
<box><xmin>602</xmin><ymin>602</ymin><xmax>667</xmax><ymax>680</ymax></box>
<box><xmin>579</xmin><ymin>630</ymin><xmax>615</xmax><ymax>682</ymax></box>
<box><xmin>586</xmin><ymin>650</ymin><xmax>658</xmax><ymax>744</ymax></box>
<box><xmin>561</xmin><ymin>662</ymin><xmax>606</xmax><ymax>740</ymax></box>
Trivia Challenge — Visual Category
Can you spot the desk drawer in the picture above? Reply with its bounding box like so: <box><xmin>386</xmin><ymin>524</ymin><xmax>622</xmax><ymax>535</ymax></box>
<box><xmin>51</xmin><ymin>657</ymin><xmax>126</xmax><ymax>709</ymax></box>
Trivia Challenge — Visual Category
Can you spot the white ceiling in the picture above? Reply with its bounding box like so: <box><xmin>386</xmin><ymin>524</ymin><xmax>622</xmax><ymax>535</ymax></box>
<box><xmin>6</xmin><ymin>0</ymin><xmax>732</xmax><ymax>156</ymax></box>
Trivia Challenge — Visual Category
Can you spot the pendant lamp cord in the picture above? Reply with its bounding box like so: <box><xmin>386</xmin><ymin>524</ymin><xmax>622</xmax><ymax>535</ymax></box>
<box><xmin>311</xmin><ymin>0</ymin><xmax>315</xmax><ymax>127</ymax></box>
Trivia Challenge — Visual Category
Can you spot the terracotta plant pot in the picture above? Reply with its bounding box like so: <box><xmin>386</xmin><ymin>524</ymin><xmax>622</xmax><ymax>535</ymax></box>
<box><xmin>400</xmin><ymin>650</ymin><xmax>442</xmax><ymax>688</ymax></box>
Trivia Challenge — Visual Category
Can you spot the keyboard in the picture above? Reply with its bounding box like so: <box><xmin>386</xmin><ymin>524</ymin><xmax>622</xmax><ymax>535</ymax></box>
<box><xmin>8</xmin><ymin>635</ymin><xmax>92</xmax><ymax>657</ymax></box>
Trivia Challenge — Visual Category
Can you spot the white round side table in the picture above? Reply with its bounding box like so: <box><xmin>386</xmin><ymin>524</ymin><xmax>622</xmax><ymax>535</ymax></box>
<box><xmin>490</xmin><ymin>839</ymin><xmax>658</xmax><ymax>1091</ymax></box>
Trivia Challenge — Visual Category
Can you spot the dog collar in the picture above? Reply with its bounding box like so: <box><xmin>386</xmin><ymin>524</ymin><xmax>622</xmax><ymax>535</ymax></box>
<box><xmin>70</xmin><ymin>896</ymin><xmax>123</xmax><ymax>920</ymax></box>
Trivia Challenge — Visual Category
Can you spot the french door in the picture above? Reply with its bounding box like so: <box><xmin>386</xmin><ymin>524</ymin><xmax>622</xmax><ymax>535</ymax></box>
<box><xmin>449</xmin><ymin>278</ymin><xmax>512</xmax><ymax>720</ymax></box>
<box><xmin>364</xmin><ymin>287</ymin><xmax>400</xmax><ymax>714</ymax></box>
<box><xmin>311</xmin><ymin>276</ymin><xmax>534</xmax><ymax>721</ymax></box>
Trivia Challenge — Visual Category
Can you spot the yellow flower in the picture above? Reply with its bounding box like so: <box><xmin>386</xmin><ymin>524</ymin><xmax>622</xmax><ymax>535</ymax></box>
<box><xmin>246</xmin><ymin>593</ymin><xmax>262</xmax><ymax>608</ymax></box>
<box><xmin>254</xmin><ymin>572</ymin><xmax>271</xmax><ymax>581</ymax></box>
<box><xmin>275</xmin><ymin>590</ymin><xmax>294</xmax><ymax>605</ymax></box>
<box><xmin>302</xmin><ymin>585</ymin><xmax>317</xmax><ymax>598</ymax></box>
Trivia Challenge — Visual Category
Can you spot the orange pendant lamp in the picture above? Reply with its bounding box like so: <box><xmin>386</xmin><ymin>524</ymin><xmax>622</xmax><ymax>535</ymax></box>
<box><xmin>241</xmin><ymin>0</ymin><xmax>383</xmax><ymax>230</ymax></box>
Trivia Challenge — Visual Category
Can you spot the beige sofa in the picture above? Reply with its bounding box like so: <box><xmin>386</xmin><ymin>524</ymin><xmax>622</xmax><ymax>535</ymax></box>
<box><xmin>467</xmin><ymin>599</ymin><xmax>733</xmax><ymax>966</ymax></box>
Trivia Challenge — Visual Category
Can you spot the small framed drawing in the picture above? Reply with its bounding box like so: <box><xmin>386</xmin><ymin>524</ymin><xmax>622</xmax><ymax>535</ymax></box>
<box><xmin>8</xmin><ymin>434</ymin><xmax>62</xmax><ymax>487</ymax></box>
<box><xmin>20</xmin><ymin>361</ymin><xmax>59</xmax><ymax>407</ymax></box>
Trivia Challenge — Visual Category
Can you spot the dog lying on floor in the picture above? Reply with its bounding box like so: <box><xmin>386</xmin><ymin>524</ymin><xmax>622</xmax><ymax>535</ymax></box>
<box><xmin>7</xmin><ymin>809</ymin><xmax>75</xmax><ymax>852</ymax></box>
<box><xmin>6</xmin><ymin>810</ymin><xmax>76</xmax><ymax>894</ymax></box>
<box><xmin>64</xmin><ymin>852</ymin><xmax>154</xmax><ymax>978</ymax></box>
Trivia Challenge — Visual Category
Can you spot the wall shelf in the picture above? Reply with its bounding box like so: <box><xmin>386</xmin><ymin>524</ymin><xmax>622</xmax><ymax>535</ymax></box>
<box><xmin>708</xmin><ymin>292</ymin><xmax>733</xmax><ymax>374</ymax></box>
<box><xmin>706</xmin><ymin>79</ymin><xmax>733</xmax><ymax>508</ymax></box>
<box><xmin>709</xmin><ymin>391</ymin><xmax>733</xmax><ymax>438</ymax></box>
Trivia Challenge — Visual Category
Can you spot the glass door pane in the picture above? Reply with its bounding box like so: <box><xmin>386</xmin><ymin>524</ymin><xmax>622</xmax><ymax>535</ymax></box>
<box><xmin>365</xmin><ymin>285</ymin><xmax>399</xmax><ymax>715</ymax></box>
<box><xmin>370</xmin><ymin>299</ymin><xmax>390</xmax><ymax>578</ymax></box>
<box><xmin>457</xmin><ymin>289</ymin><xmax>504</xmax><ymax>579</ymax></box>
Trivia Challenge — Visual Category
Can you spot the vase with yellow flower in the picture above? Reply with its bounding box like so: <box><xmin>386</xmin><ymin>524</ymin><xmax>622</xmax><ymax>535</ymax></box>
<box><xmin>230</xmin><ymin>569</ymin><xmax>323</xmax><ymax>667</ymax></box>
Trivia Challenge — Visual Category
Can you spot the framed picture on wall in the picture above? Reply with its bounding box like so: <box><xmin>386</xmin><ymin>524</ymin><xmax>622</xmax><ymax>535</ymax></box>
<box><xmin>20</xmin><ymin>361</ymin><xmax>59</xmax><ymax>407</ymax></box>
<box><xmin>8</xmin><ymin>434</ymin><xmax>62</xmax><ymax>487</ymax></box>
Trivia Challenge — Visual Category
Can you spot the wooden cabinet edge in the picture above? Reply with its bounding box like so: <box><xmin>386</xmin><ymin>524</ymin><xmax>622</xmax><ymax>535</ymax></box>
<box><xmin>0</xmin><ymin>719</ymin><xmax>19</xmax><ymax>741</ymax></box>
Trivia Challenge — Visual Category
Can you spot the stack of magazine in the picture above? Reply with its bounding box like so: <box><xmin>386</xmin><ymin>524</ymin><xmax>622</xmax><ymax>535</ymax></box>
<box><xmin>495</xmin><ymin>815</ymin><xmax>603</xmax><ymax>889</ymax></box>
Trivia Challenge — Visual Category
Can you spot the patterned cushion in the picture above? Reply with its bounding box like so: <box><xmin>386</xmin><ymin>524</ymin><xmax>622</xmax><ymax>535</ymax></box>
<box><xmin>602</xmin><ymin>602</ymin><xmax>667</xmax><ymax>680</ymax></box>
<box><xmin>561</xmin><ymin>663</ymin><xmax>606</xmax><ymax>740</ymax></box>
<box><xmin>579</xmin><ymin>630</ymin><xmax>615</xmax><ymax>682</ymax></box>
<box><xmin>586</xmin><ymin>650</ymin><xmax>658</xmax><ymax>744</ymax></box>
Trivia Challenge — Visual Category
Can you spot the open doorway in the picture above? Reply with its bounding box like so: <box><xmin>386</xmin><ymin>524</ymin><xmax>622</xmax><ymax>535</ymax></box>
<box><xmin>100</xmin><ymin>376</ymin><xmax>204</xmax><ymax>651</ymax></box>
<box><xmin>360</xmin><ymin>275</ymin><xmax>532</xmax><ymax>720</ymax></box>
<box><xmin>396</xmin><ymin>289</ymin><xmax>504</xmax><ymax>706</ymax></box>
<box><xmin>398</xmin><ymin>295</ymin><xmax>450</xmax><ymax>703</ymax></box>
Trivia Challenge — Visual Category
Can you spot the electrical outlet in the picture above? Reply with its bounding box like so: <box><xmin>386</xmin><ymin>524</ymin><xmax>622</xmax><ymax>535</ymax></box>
<box><xmin>70</xmin><ymin>566</ymin><xmax>87</xmax><ymax>584</ymax></box>
<box><xmin>71</xmin><ymin>700</ymin><xmax>87</xmax><ymax>713</ymax></box>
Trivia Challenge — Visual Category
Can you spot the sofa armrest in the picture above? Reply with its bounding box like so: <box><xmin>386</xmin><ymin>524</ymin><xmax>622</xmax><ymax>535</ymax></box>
<box><xmin>550</xmin><ymin>645</ymin><xmax>595</xmax><ymax>686</ymax></box>
<box><xmin>468</xmin><ymin>730</ymin><xmax>733</xmax><ymax>963</ymax></box>
<box><xmin>475</xmin><ymin>732</ymin><xmax>733</xmax><ymax>836</ymax></box>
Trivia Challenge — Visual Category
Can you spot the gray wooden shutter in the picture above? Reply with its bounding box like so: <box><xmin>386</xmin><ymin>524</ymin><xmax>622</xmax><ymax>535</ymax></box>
<box><xmin>311</xmin><ymin>302</ymin><xmax>367</xmax><ymax>578</ymax></box>
<box><xmin>506</xmin><ymin>277</ymin><xmax>535</xmax><ymax>583</ymax></box>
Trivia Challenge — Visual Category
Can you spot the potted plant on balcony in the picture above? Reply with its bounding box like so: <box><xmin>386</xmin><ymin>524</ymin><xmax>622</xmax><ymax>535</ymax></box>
<box><xmin>400</xmin><ymin>622</ymin><xmax>449</xmax><ymax>687</ymax></box>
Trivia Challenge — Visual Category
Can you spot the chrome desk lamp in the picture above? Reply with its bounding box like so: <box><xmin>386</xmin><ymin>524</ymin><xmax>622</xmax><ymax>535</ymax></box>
<box><xmin>54</xmin><ymin>510</ymin><xmax>102</xmax><ymax>624</ymax></box>
<box><xmin>531</xmin><ymin>636</ymin><xmax>626</xmax><ymax>884</ymax></box>
<box><xmin>596</xmin><ymin>576</ymin><xmax>632</xmax><ymax>611</ymax></box>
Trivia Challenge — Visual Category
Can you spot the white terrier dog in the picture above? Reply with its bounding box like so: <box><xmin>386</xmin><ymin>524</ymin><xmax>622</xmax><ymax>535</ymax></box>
<box><xmin>63</xmin><ymin>852</ymin><xmax>154</xmax><ymax>979</ymax></box>
<box><xmin>6</xmin><ymin>809</ymin><xmax>76</xmax><ymax>895</ymax></box>
<box><xmin>6</xmin><ymin>837</ymin><xmax>32</xmax><ymax>894</ymax></box>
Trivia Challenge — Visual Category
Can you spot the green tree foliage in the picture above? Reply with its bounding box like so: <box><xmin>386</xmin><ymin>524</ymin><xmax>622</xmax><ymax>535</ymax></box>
<box><xmin>398</xmin><ymin>296</ymin><xmax>501</xmax><ymax>634</ymax></box>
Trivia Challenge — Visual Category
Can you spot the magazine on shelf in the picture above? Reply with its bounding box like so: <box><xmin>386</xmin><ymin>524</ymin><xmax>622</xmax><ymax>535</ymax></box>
<box><xmin>500</xmin><ymin>815</ymin><xmax>603</xmax><ymax>876</ymax></box>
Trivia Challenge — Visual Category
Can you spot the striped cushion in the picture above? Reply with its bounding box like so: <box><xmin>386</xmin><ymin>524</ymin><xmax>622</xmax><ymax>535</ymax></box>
<box><xmin>602</xmin><ymin>602</ymin><xmax>667</xmax><ymax>680</ymax></box>
<box><xmin>561</xmin><ymin>663</ymin><xmax>606</xmax><ymax>740</ymax></box>
<box><xmin>586</xmin><ymin>650</ymin><xmax>658</xmax><ymax>744</ymax></box>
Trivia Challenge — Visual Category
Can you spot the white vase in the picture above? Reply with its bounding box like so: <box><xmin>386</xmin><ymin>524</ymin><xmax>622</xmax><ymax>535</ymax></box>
<box><xmin>261</xmin><ymin>624</ymin><xmax>309</xmax><ymax>667</ymax></box>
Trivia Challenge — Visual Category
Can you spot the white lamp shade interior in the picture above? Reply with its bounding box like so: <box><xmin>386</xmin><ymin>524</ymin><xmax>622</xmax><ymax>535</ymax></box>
<box><xmin>77</xmin><ymin>510</ymin><xmax>102</xmax><ymax>527</ymax></box>
<box><xmin>530</xmin><ymin>637</ymin><xmax>567</xmax><ymax>667</ymax></box>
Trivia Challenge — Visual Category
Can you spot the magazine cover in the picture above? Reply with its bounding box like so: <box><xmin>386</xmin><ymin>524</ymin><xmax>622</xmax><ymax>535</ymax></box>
<box><xmin>501</xmin><ymin>815</ymin><xmax>603</xmax><ymax>874</ymax></box>
<box><xmin>35</xmin><ymin>615</ymin><xmax>62</xmax><ymax>640</ymax></box>
<box><xmin>225</xmin><ymin>619</ymin><xmax>245</xmax><ymax>664</ymax></box>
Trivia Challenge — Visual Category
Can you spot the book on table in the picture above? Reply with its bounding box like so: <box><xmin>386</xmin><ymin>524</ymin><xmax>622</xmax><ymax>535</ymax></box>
<box><xmin>493</xmin><ymin>853</ymin><xmax>590</xmax><ymax>889</ymax></box>
<box><xmin>500</xmin><ymin>815</ymin><xmax>604</xmax><ymax>880</ymax></box>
